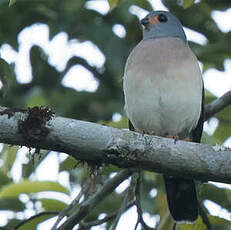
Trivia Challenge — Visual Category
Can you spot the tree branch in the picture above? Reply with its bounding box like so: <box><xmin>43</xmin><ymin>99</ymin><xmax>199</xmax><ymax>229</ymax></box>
<box><xmin>135</xmin><ymin>173</ymin><xmax>156</xmax><ymax>230</ymax></box>
<box><xmin>0</xmin><ymin>106</ymin><xmax>231</xmax><ymax>184</ymax></box>
<box><xmin>205</xmin><ymin>89</ymin><xmax>231</xmax><ymax>120</ymax></box>
<box><xmin>57</xmin><ymin>169</ymin><xmax>134</xmax><ymax>230</ymax></box>
<box><xmin>110</xmin><ymin>184</ymin><xmax>133</xmax><ymax>230</ymax></box>
<box><xmin>77</xmin><ymin>200</ymin><xmax>135</xmax><ymax>230</ymax></box>
<box><xmin>51</xmin><ymin>179</ymin><xmax>91</xmax><ymax>230</ymax></box>
<box><xmin>198</xmin><ymin>203</ymin><xmax>212</xmax><ymax>230</ymax></box>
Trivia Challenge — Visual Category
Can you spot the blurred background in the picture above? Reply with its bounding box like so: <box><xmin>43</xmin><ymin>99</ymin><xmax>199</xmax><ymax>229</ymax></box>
<box><xmin>0</xmin><ymin>0</ymin><xmax>231</xmax><ymax>229</ymax></box>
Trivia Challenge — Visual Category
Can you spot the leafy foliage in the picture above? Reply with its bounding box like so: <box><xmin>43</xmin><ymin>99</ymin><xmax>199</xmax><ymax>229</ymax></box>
<box><xmin>181</xmin><ymin>0</ymin><xmax>195</xmax><ymax>9</ymax></box>
<box><xmin>0</xmin><ymin>0</ymin><xmax>230</xmax><ymax>229</ymax></box>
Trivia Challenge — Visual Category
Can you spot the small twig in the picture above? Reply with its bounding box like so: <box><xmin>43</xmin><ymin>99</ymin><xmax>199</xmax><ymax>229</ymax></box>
<box><xmin>198</xmin><ymin>202</ymin><xmax>212</xmax><ymax>230</ymax></box>
<box><xmin>135</xmin><ymin>173</ymin><xmax>156</xmax><ymax>230</ymax></box>
<box><xmin>78</xmin><ymin>213</ymin><xmax>115</xmax><ymax>230</ymax></box>
<box><xmin>173</xmin><ymin>223</ymin><xmax>176</xmax><ymax>230</ymax></box>
<box><xmin>205</xmin><ymin>89</ymin><xmax>231</xmax><ymax>120</ymax></box>
<box><xmin>110</xmin><ymin>193</ymin><xmax>129</xmax><ymax>230</ymax></box>
<box><xmin>14</xmin><ymin>211</ymin><xmax>58</xmax><ymax>229</ymax></box>
<box><xmin>78</xmin><ymin>200</ymin><xmax>135</xmax><ymax>230</ymax></box>
<box><xmin>72</xmin><ymin>179</ymin><xmax>91</xmax><ymax>206</ymax></box>
<box><xmin>51</xmin><ymin>179</ymin><xmax>91</xmax><ymax>230</ymax></box>
<box><xmin>110</xmin><ymin>186</ymin><xmax>132</xmax><ymax>230</ymax></box>
<box><xmin>134</xmin><ymin>220</ymin><xmax>140</xmax><ymax>230</ymax></box>
<box><xmin>57</xmin><ymin>169</ymin><xmax>135</xmax><ymax>230</ymax></box>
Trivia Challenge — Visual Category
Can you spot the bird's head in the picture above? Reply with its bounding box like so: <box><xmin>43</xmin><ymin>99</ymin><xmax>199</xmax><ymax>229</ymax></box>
<box><xmin>140</xmin><ymin>11</ymin><xmax>187</xmax><ymax>43</ymax></box>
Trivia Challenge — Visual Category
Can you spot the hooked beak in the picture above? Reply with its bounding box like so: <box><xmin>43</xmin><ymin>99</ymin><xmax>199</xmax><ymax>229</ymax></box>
<box><xmin>141</xmin><ymin>16</ymin><xmax>159</xmax><ymax>30</ymax></box>
<box><xmin>141</xmin><ymin>17</ymin><xmax>149</xmax><ymax>27</ymax></box>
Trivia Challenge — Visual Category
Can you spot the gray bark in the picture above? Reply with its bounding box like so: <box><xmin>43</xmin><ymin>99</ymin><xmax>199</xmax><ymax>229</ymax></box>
<box><xmin>0</xmin><ymin>106</ymin><xmax>231</xmax><ymax>184</ymax></box>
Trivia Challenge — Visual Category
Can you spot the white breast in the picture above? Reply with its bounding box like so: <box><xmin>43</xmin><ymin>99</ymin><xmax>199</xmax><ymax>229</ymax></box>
<box><xmin>123</xmin><ymin>38</ymin><xmax>202</xmax><ymax>137</ymax></box>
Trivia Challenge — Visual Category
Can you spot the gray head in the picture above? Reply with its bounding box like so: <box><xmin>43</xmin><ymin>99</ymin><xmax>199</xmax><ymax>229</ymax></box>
<box><xmin>140</xmin><ymin>11</ymin><xmax>187</xmax><ymax>43</ymax></box>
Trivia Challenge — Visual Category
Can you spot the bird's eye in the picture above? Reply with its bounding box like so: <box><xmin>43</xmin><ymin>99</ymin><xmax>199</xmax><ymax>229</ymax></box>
<box><xmin>158</xmin><ymin>14</ymin><xmax>168</xmax><ymax>23</ymax></box>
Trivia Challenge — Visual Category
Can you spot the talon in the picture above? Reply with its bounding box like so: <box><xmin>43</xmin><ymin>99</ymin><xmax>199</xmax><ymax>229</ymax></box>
<box><xmin>166</xmin><ymin>135</ymin><xmax>179</xmax><ymax>143</ymax></box>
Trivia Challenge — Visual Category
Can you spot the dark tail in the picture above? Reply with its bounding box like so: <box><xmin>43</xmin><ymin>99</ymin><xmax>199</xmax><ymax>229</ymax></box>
<box><xmin>164</xmin><ymin>175</ymin><xmax>198</xmax><ymax>222</ymax></box>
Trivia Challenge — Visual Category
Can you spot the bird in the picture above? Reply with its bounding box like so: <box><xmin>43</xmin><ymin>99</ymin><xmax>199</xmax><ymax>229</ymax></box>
<box><xmin>123</xmin><ymin>10</ymin><xmax>204</xmax><ymax>222</ymax></box>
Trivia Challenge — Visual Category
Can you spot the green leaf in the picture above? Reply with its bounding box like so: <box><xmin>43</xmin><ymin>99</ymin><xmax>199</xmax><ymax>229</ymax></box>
<box><xmin>99</xmin><ymin>117</ymin><xmax>128</xmax><ymax>129</ymax></box>
<box><xmin>40</xmin><ymin>198</ymin><xmax>67</xmax><ymax>211</ymax></box>
<box><xmin>22</xmin><ymin>150</ymin><xmax>50</xmax><ymax>179</ymax></box>
<box><xmin>132</xmin><ymin>0</ymin><xmax>153</xmax><ymax>11</ymax></box>
<box><xmin>0</xmin><ymin>181</ymin><xmax>69</xmax><ymax>199</ymax></box>
<box><xmin>201</xmin><ymin>183</ymin><xmax>231</xmax><ymax>211</ymax></box>
<box><xmin>213</xmin><ymin>105</ymin><xmax>231</xmax><ymax>143</ymax></box>
<box><xmin>0</xmin><ymin>198</ymin><xmax>24</xmax><ymax>211</ymax></box>
<box><xmin>108</xmin><ymin>0</ymin><xmax>119</xmax><ymax>10</ymax></box>
<box><xmin>0</xmin><ymin>170</ymin><xmax>11</xmax><ymax>188</ymax></box>
<box><xmin>201</xmin><ymin>132</ymin><xmax>220</xmax><ymax>145</ymax></box>
<box><xmin>16</xmin><ymin>212</ymin><xmax>57</xmax><ymax>230</ymax></box>
<box><xmin>157</xmin><ymin>213</ymin><xmax>174</xmax><ymax>230</ymax></box>
<box><xmin>204</xmin><ymin>90</ymin><xmax>231</xmax><ymax>144</ymax></box>
<box><xmin>180</xmin><ymin>215</ymin><xmax>231</xmax><ymax>229</ymax></box>
<box><xmin>22</xmin><ymin>162</ymin><xmax>34</xmax><ymax>179</ymax></box>
<box><xmin>8</xmin><ymin>0</ymin><xmax>16</xmax><ymax>7</ymax></box>
<box><xmin>101</xmin><ymin>165</ymin><xmax>120</xmax><ymax>176</ymax></box>
<box><xmin>1</xmin><ymin>145</ymin><xmax>18</xmax><ymax>175</ymax></box>
<box><xmin>85</xmin><ymin>192</ymin><xmax>123</xmax><ymax>221</ymax></box>
<box><xmin>157</xmin><ymin>190</ymin><xmax>169</xmax><ymax>219</ymax></box>
<box><xmin>108</xmin><ymin>0</ymin><xmax>152</xmax><ymax>11</ymax></box>
<box><xmin>0</xmin><ymin>58</ymin><xmax>14</xmax><ymax>97</ymax></box>
<box><xmin>25</xmin><ymin>87</ymin><xmax>49</xmax><ymax>108</ymax></box>
<box><xmin>181</xmin><ymin>0</ymin><xmax>195</xmax><ymax>9</ymax></box>
<box><xmin>204</xmin><ymin>89</ymin><xmax>216</xmax><ymax>105</ymax></box>
<box><xmin>59</xmin><ymin>156</ymin><xmax>78</xmax><ymax>172</ymax></box>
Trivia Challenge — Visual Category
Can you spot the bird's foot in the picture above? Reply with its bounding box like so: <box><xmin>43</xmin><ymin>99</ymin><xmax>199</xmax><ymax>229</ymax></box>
<box><xmin>166</xmin><ymin>135</ymin><xmax>179</xmax><ymax>144</ymax></box>
<box><xmin>166</xmin><ymin>135</ymin><xmax>192</xmax><ymax>144</ymax></box>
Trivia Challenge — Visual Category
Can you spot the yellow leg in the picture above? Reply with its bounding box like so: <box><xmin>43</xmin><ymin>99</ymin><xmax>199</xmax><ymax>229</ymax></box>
<box><xmin>166</xmin><ymin>135</ymin><xmax>191</xmax><ymax>143</ymax></box>
<box><xmin>183</xmin><ymin>137</ymin><xmax>191</xmax><ymax>142</ymax></box>
<box><xmin>166</xmin><ymin>135</ymin><xmax>179</xmax><ymax>144</ymax></box>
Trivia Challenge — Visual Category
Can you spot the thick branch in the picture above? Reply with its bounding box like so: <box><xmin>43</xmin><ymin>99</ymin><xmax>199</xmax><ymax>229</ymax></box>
<box><xmin>0</xmin><ymin>106</ymin><xmax>231</xmax><ymax>184</ymax></box>
<box><xmin>205</xmin><ymin>89</ymin><xmax>231</xmax><ymax>120</ymax></box>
